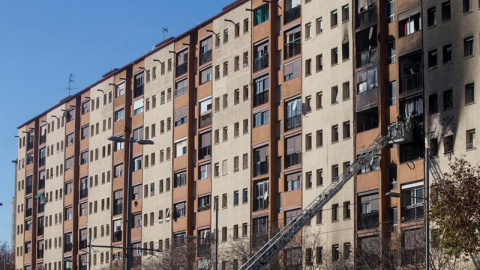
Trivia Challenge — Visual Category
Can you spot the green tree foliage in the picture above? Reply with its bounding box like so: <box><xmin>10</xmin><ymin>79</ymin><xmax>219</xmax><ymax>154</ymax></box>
<box><xmin>430</xmin><ymin>157</ymin><xmax>480</xmax><ymax>257</ymax></box>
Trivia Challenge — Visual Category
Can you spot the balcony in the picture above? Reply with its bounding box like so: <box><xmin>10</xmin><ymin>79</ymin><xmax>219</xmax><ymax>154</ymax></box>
<box><xmin>79</xmin><ymin>240</ymin><xmax>88</xmax><ymax>249</ymax></box>
<box><xmin>176</xmin><ymin>62</ymin><xmax>188</xmax><ymax>77</ymax></box>
<box><xmin>285</xmin><ymin>152</ymin><xmax>301</xmax><ymax>168</ymax></box>
<box><xmin>285</xmin><ymin>115</ymin><xmax>301</xmax><ymax>131</ymax></box>
<box><xmin>37</xmin><ymin>250</ymin><xmax>44</xmax><ymax>259</ymax></box>
<box><xmin>198</xmin><ymin>146</ymin><xmax>211</xmax><ymax>160</ymax></box>
<box><xmin>64</xmin><ymin>243</ymin><xmax>73</xmax><ymax>252</ymax></box>
<box><xmin>400</xmin><ymin>72</ymin><xmax>422</xmax><ymax>95</ymax></box>
<box><xmin>358</xmin><ymin>212</ymin><xmax>379</xmax><ymax>230</ymax></box>
<box><xmin>403</xmin><ymin>205</ymin><xmax>424</xmax><ymax>222</ymax></box>
<box><xmin>356</xmin><ymin>48</ymin><xmax>377</xmax><ymax>68</ymax></box>
<box><xmin>199</xmin><ymin>50</ymin><xmax>212</xmax><ymax>66</ymax></box>
<box><xmin>80</xmin><ymin>189</ymin><xmax>88</xmax><ymax>199</ymax></box>
<box><xmin>254</xmin><ymin>54</ymin><xmax>269</xmax><ymax>72</ymax></box>
<box><xmin>253</xmin><ymin>91</ymin><xmax>269</xmax><ymax>107</ymax></box>
<box><xmin>284</xmin><ymin>40</ymin><xmax>301</xmax><ymax>60</ymax></box>
<box><xmin>175</xmin><ymin>85</ymin><xmax>188</xmax><ymax>97</ymax></box>
<box><xmin>199</xmin><ymin>113</ymin><xmax>212</xmax><ymax>128</ymax></box>
<box><xmin>113</xmin><ymin>231</ymin><xmax>122</xmax><ymax>242</ymax></box>
<box><xmin>356</xmin><ymin>6</ymin><xmax>377</xmax><ymax>28</ymax></box>
<box><xmin>113</xmin><ymin>204</ymin><xmax>122</xmax><ymax>216</ymax></box>
<box><xmin>254</xmin><ymin>161</ymin><xmax>269</xmax><ymax>177</ymax></box>
<box><xmin>284</xmin><ymin>5</ymin><xmax>301</xmax><ymax>24</ymax></box>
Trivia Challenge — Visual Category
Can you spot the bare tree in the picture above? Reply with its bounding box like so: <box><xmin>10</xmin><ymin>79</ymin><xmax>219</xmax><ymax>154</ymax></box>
<box><xmin>0</xmin><ymin>241</ymin><xmax>14</xmax><ymax>270</ymax></box>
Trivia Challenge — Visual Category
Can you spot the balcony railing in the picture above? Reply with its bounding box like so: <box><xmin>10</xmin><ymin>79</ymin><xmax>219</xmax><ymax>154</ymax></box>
<box><xmin>199</xmin><ymin>50</ymin><xmax>212</xmax><ymax>66</ymax></box>
<box><xmin>113</xmin><ymin>231</ymin><xmax>122</xmax><ymax>242</ymax></box>
<box><xmin>284</xmin><ymin>40</ymin><xmax>301</xmax><ymax>60</ymax></box>
<box><xmin>80</xmin><ymin>189</ymin><xmax>88</xmax><ymax>199</ymax></box>
<box><xmin>400</xmin><ymin>72</ymin><xmax>423</xmax><ymax>94</ymax></box>
<box><xmin>285</xmin><ymin>115</ymin><xmax>301</xmax><ymax>131</ymax></box>
<box><xmin>358</xmin><ymin>212</ymin><xmax>379</xmax><ymax>230</ymax></box>
<box><xmin>253</xmin><ymin>91</ymin><xmax>269</xmax><ymax>107</ymax></box>
<box><xmin>254</xmin><ymin>161</ymin><xmax>269</xmax><ymax>177</ymax></box>
<box><xmin>199</xmin><ymin>113</ymin><xmax>212</xmax><ymax>128</ymax></box>
<box><xmin>198</xmin><ymin>145</ymin><xmax>211</xmax><ymax>160</ymax></box>
<box><xmin>176</xmin><ymin>62</ymin><xmax>188</xmax><ymax>77</ymax></box>
<box><xmin>403</xmin><ymin>205</ymin><xmax>424</xmax><ymax>222</ymax></box>
<box><xmin>113</xmin><ymin>204</ymin><xmax>122</xmax><ymax>216</ymax></box>
<box><xmin>356</xmin><ymin>6</ymin><xmax>377</xmax><ymax>28</ymax></box>
<box><xmin>254</xmin><ymin>54</ymin><xmax>269</xmax><ymax>72</ymax></box>
<box><xmin>64</xmin><ymin>243</ymin><xmax>73</xmax><ymax>252</ymax></box>
<box><xmin>284</xmin><ymin>5</ymin><xmax>301</xmax><ymax>24</ymax></box>
<box><xmin>79</xmin><ymin>240</ymin><xmax>88</xmax><ymax>249</ymax></box>
<box><xmin>175</xmin><ymin>85</ymin><xmax>188</xmax><ymax>97</ymax></box>
<box><xmin>285</xmin><ymin>152</ymin><xmax>301</xmax><ymax>168</ymax></box>
<box><xmin>356</xmin><ymin>47</ymin><xmax>377</xmax><ymax>68</ymax></box>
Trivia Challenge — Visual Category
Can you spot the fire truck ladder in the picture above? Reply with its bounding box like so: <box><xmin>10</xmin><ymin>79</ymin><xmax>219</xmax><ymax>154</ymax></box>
<box><xmin>239</xmin><ymin>123</ymin><xmax>409</xmax><ymax>270</ymax></box>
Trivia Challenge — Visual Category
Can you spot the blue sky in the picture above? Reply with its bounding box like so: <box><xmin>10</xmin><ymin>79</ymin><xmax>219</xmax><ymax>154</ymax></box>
<box><xmin>0</xmin><ymin>0</ymin><xmax>229</xmax><ymax>247</ymax></box>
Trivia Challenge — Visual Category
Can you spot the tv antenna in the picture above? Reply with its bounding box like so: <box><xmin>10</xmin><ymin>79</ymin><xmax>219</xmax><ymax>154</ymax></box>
<box><xmin>162</xmin><ymin>26</ymin><xmax>168</xmax><ymax>41</ymax></box>
<box><xmin>65</xmin><ymin>73</ymin><xmax>76</xmax><ymax>96</ymax></box>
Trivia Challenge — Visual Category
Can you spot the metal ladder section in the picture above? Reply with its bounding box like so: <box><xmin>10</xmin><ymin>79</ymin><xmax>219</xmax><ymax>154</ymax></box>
<box><xmin>239</xmin><ymin>130</ymin><xmax>397</xmax><ymax>270</ymax></box>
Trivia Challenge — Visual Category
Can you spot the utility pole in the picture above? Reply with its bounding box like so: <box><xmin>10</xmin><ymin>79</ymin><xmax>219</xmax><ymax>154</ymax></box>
<box><xmin>214</xmin><ymin>198</ymin><xmax>219</xmax><ymax>270</ymax></box>
<box><xmin>88</xmin><ymin>232</ymin><xmax>92</xmax><ymax>270</ymax></box>
<box><xmin>125</xmin><ymin>138</ymin><xmax>134</xmax><ymax>270</ymax></box>
<box><xmin>425</xmin><ymin>136</ymin><xmax>430</xmax><ymax>270</ymax></box>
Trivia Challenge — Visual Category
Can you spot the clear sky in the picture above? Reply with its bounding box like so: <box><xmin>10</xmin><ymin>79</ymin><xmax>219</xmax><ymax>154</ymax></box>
<box><xmin>0</xmin><ymin>0</ymin><xmax>230</xmax><ymax>247</ymax></box>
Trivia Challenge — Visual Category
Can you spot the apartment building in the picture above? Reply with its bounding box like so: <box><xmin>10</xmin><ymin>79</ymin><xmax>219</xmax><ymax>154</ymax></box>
<box><xmin>13</xmin><ymin>1</ymin><xmax>479</xmax><ymax>270</ymax></box>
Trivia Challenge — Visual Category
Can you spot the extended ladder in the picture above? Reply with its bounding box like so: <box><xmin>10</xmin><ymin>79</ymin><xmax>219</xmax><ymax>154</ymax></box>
<box><xmin>239</xmin><ymin>123</ymin><xmax>408</xmax><ymax>270</ymax></box>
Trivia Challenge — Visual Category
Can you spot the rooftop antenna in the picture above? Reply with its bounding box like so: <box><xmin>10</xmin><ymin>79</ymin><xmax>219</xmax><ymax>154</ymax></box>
<box><xmin>162</xmin><ymin>26</ymin><xmax>168</xmax><ymax>41</ymax></box>
<box><xmin>66</xmin><ymin>73</ymin><xmax>76</xmax><ymax>96</ymax></box>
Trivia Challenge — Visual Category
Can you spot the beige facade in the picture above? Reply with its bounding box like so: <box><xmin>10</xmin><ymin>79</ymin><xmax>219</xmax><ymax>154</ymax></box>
<box><xmin>15</xmin><ymin>126</ymin><xmax>26</xmax><ymax>269</ymax></box>
<box><xmin>211</xmin><ymin>0</ymin><xmax>252</xmax><ymax>263</ymax></box>
<box><xmin>302</xmin><ymin>0</ymin><xmax>354</xmax><ymax>266</ymax></box>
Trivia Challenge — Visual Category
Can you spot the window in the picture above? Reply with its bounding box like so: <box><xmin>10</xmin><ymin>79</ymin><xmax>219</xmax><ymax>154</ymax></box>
<box><xmin>343</xmin><ymin>121</ymin><xmax>351</xmax><ymax>139</ymax></box>
<box><xmin>388</xmin><ymin>81</ymin><xmax>397</xmax><ymax>106</ymax></box>
<box><xmin>429</xmin><ymin>94</ymin><xmax>438</xmax><ymax>114</ymax></box>
<box><xmin>254</xmin><ymin>76</ymin><xmax>269</xmax><ymax>107</ymax></box>
<box><xmin>305</xmin><ymin>23</ymin><xmax>311</xmax><ymax>39</ymax></box>
<box><xmin>305</xmin><ymin>58</ymin><xmax>312</xmax><ymax>76</ymax></box>
<box><xmin>254</xmin><ymin>4</ymin><xmax>269</xmax><ymax>25</ymax></box>
<box><xmin>464</xmin><ymin>36</ymin><xmax>474</xmax><ymax>57</ymax></box>
<box><xmin>463</xmin><ymin>0</ymin><xmax>472</xmax><ymax>13</ymax></box>
<box><xmin>65</xmin><ymin>109</ymin><xmax>75</xmax><ymax>123</ymax></box>
<box><xmin>233</xmin><ymin>190</ymin><xmax>239</xmax><ymax>206</ymax></box>
<box><xmin>401</xmin><ymin>183</ymin><xmax>424</xmax><ymax>221</ymax></box>
<box><xmin>316</xmin><ymin>246</ymin><xmax>323</xmax><ymax>264</ymax></box>
<box><xmin>66</xmin><ymin>132</ymin><xmax>74</xmax><ymax>146</ymax></box>
<box><xmin>343</xmin><ymin>201</ymin><xmax>351</xmax><ymax>220</ymax></box>
<box><xmin>316</xmin><ymin>17</ymin><xmax>323</xmax><ymax>34</ymax></box>
<box><xmin>342</xmin><ymin>4</ymin><xmax>349</xmax><ymax>22</ymax></box>
<box><xmin>443</xmin><ymin>89</ymin><xmax>453</xmax><ymax>111</ymax></box>
<box><xmin>357</xmin><ymin>67</ymin><xmax>378</xmax><ymax>94</ymax></box>
<box><xmin>427</xmin><ymin>7</ymin><xmax>436</xmax><ymax>27</ymax></box>
<box><xmin>305</xmin><ymin>133</ymin><xmax>312</xmax><ymax>151</ymax></box>
<box><xmin>465</xmin><ymin>83</ymin><xmax>475</xmax><ymax>104</ymax></box>
<box><xmin>331</xmin><ymin>47</ymin><xmax>338</xmax><ymax>65</ymax></box>
<box><xmin>442</xmin><ymin>44</ymin><xmax>452</xmax><ymax>64</ymax></box>
<box><xmin>284</xmin><ymin>27</ymin><xmax>301</xmax><ymax>60</ymax></box>
<box><xmin>234</xmin><ymin>56</ymin><xmax>240</xmax><ymax>71</ymax></box>
<box><xmin>315</xmin><ymin>54</ymin><xmax>323</xmax><ymax>72</ymax></box>
<box><xmin>175</xmin><ymin>79</ymin><xmax>188</xmax><ymax>97</ymax></box>
<box><xmin>81</xmin><ymin>125</ymin><xmax>89</xmax><ymax>140</ymax></box>
<box><xmin>331</xmin><ymin>9</ymin><xmax>338</xmax><ymax>27</ymax></box>
<box><xmin>343</xmin><ymin>242</ymin><xmax>351</xmax><ymax>259</ymax></box>
<box><xmin>342</xmin><ymin>81</ymin><xmax>350</xmax><ymax>100</ymax></box>
<box><xmin>134</xmin><ymin>72</ymin><xmax>144</xmax><ymax>97</ymax></box>
<box><xmin>284</xmin><ymin>59</ymin><xmax>301</xmax><ymax>81</ymax></box>
<box><xmin>114</xmin><ymin>163</ymin><xmax>123</xmax><ymax>178</ymax></box>
<box><xmin>174</xmin><ymin>202</ymin><xmax>186</xmax><ymax>218</ymax></box>
<box><xmin>332</xmin><ymin>204</ymin><xmax>339</xmax><ymax>222</ymax></box>
<box><xmin>81</xmin><ymin>101</ymin><xmax>90</xmax><ymax>114</ymax></box>
<box><xmin>285</xmin><ymin>172</ymin><xmax>301</xmax><ymax>191</ymax></box>
<box><xmin>133</xmin><ymin>156</ymin><xmax>142</xmax><ymax>171</ymax></box>
<box><xmin>387</xmin><ymin>40</ymin><xmax>396</xmax><ymax>64</ymax></box>
<box><xmin>253</xmin><ymin>180</ymin><xmax>269</xmax><ymax>211</ymax></box>
<box><xmin>65</xmin><ymin>157</ymin><xmax>74</xmax><ymax>171</ymax></box>
<box><xmin>223</xmin><ymin>94</ymin><xmax>228</xmax><ymax>108</ymax></box>
<box><xmin>442</xmin><ymin>1</ymin><xmax>451</xmax><ymax>22</ymax></box>
<box><xmin>316</xmin><ymin>130</ymin><xmax>323</xmax><ymax>148</ymax></box>
<box><xmin>199</xmin><ymin>67</ymin><xmax>212</xmax><ymax>84</ymax></box>
<box><xmin>399</xmin><ymin>13</ymin><xmax>421</xmax><ymax>37</ymax></box>
<box><xmin>133</xmin><ymin>98</ymin><xmax>144</xmax><ymax>115</ymax></box>
<box><xmin>198</xmin><ymin>195</ymin><xmax>211</xmax><ymax>211</ymax></box>
<box><xmin>133</xmin><ymin>127</ymin><xmax>143</xmax><ymax>141</ymax></box>
<box><xmin>223</xmin><ymin>29</ymin><xmax>229</xmax><ymax>44</ymax></box>
<box><xmin>114</xmin><ymin>108</ymin><xmax>124</xmax><ymax>122</ymax></box>
<box><xmin>285</xmin><ymin>98</ymin><xmax>301</xmax><ymax>131</ymax></box>
<box><xmin>331</xmin><ymin>125</ymin><xmax>339</xmax><ymax>143</ymax></box>
<box><xmin>253</xmin><ymin>110</ymin><xmax>269</xmax><ymax>127</ymax></box>
<box><xmin>222</xmin><ymin>193</ymin><xmax>228</xmax><ymax>208</ymax></box>
<box><xmin>387</xmin><ymin>0</ymin><xmax>395</xmax><ymax>23</ymax></box>
<box><xmin>174</xmin><ymin>107</ymin><xmax>188</xmax><ymax>127</ymax></box>
<box><xmin>444</xmin><ymin>135</ymin><xmax>454</xmax><ymax>154</ymax></box>
<box><xmin>223</xmin><ymin>61</ymin><xmax>228</xmax><ymax>76</ymax></box>
<box><xmin>428</xmin><ymin>49</ymin><xmax>437</xmax><ymax>69</ymax></box>
<box><xmin>466</xmin><ymin>129</ymin><xmax>476</xmax><ymax>149</ymax></box>
<box><xmin>243</xmin><ymin>18</ymin><xmax>249</xmax><ymax>33</ymax></box>
<box><xmin>174</xmin><ymin>171</ymin><xmax>186</xmax><ymax>188</ymax></box>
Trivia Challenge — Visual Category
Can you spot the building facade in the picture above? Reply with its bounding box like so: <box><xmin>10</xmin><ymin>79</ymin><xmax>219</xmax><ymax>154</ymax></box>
<box><xmin>12</xmin><ymin>0</ymin><xmax>479</xmax><ymax>270</ymax></box>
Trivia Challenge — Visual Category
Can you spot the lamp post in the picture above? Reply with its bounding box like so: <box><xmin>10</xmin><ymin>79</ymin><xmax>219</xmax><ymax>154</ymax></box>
<box><xmin>386</xmin><ymin>191</ymin><xmax>429</xmax><ymax>269</ymax></box>
<box><xmin>108</xmin><ymin>136</ymin><xmax>153</xmax><ymax>270</ymax></box>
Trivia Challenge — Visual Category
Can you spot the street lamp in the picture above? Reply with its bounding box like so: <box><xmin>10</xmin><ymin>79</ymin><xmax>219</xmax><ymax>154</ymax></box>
<box><xmin>108</xmin><ymin>136</ymin><xmax>153</xmax><ymax>270</ymax></box>
<box><xmin>386</xmin><ymin>191</ymin><xmax>429</xmax><ymax>270</ymax></box>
